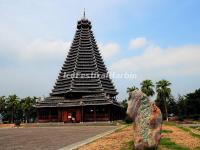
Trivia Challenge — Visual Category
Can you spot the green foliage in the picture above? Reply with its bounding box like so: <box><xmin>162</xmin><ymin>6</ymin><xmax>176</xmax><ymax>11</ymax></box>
<box><xmin>121</xmin><ymin>99</ymin><xmax>128</xmax><ymax>111</ymax></box>
<box><xmin>177</xmin><ymin>115</ymin><xmax>185</xmax><ymax>121</ymax></box>
<box><xmin>6</xmin><ymin>94</ymin><xmax>20</xmax><ymax>123</ymax></box>
<box><xmin>160</xmin><ymin>138</ymin><xmax>189</xmax><ymax>150</ymax></box>
<box><xmin>127</xmin><ymin>80</ymin><xmax>200</xmax><ymax>121</ymax></box>
<box><xmin>195</xmin><ymin>147</ymin><xmax>200</xmax><ymax>150</ymax></box>
<box><xmin>21</xmin><ymin>96</ymin><xmax>37</xmax><ymax>123</ymax></box>
<box><xmin>120</xmin><ymin>99</ymin><xmax>130</xmax><ymax>122</ymax></box>
<box><xmin>126</xmin><ymin>86</ymin><xmax>138</xmax><ymax>115</ymax></box>
<box><xmin>156</xmin><ymin>80</ymin><xmax>171</xmax><ymax>98</ymax></box>
<box><xmin>163</xmin><ymin>121</ymin><xmax>177</xmax><ymax>126</ymax></box>
<box><xmin>161</xmin><ymin>129</ymin><xmax>173</xmax><ymax>133</ymax></box>
<box><xmin>124</xmin><ymin>116</ymin><xmax>133</xmax><ymax>124</ymax></box>
<box><xmin>0</xmin><ymin>96</ymin><xmax>6</xmax><ymax>113</ymax></box>
<box><xmin>167</xmin><ymin>95</ymin><xmax>178</xmax><ymax>115</ymax></box>
<box><xmin>157</xmin><ymin>88</ymin><xmax>200</xmax><ymax>121</ymax></box>
<box><xmin>164</xmin><ymin>122</ymin><xmax>200</xmax><ymax>139</ymax></box>
<box><xmin>127</xmin><ymin>86</ymin><xmax>138</xmax><ymax>93</ymax></box>
<box><xmin>190</xmin><ymin>126</ymin><xmax>200</xmax><ymax>131</ymax></box>
<box><xmin>178</xmin><ymin>126</ymin><xmax>200</xmax><ymax>139</ymax></box>
<box><xmin>0</xmin><ymin>95</ymin><xmax>37</xmax><ymax>123</ymax></box>
<box><xmin>155</xmin><ymin>80</ymin><xmax>171</xmax><ymax>120</ymax></box>
<box><xmin>120</xmin><ymin>99</ymin><xmax>133</xmax><ymax>124</ymax></box>
<box><xmin>140</xmin><ymin>80</ymin><xmax>155</xmax><ymax>97</ymax></box>
<box><xmin>177</xmin><ymin>89</ymin><xmax>200</xmax><ymax>120</ymax></box>
<box><xmin>156</xmin><ymin>95</ymin><xmax>178</xmax><ymax>119</ymax></box>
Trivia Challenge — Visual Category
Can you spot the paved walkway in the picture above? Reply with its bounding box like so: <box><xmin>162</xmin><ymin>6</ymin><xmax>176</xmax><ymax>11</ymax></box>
<box><xmin>0</xmin><ymin>126</ymin><xmax>116</xmax><ymax>150</ymax></box>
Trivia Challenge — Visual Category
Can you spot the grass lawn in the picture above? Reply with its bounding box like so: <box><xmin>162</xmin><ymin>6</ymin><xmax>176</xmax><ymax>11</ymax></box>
<box><xmin>164</xmin><ymin>121</ymin><xmax>200</xmax><ymax>139</ymax></box>
<box><xmin>160</xmin><ymin>138</ymin><xmax>189</xmax><ymax>150</ymax></box>
<box><xmin>190</xmin><ymin>126</ymin><xmax>200</xmax><ymax>131</ymax></box>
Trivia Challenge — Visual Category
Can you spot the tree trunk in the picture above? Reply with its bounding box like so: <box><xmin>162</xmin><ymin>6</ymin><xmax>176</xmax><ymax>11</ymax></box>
<box><xmin>164</xmin><ymin>97</ymin><xmax>168</xmax><ymax>121</ymax></box>
<box><xmin>11</xmin><ymin>105</ymin><xmax>15</xmax><ymax>123</ymax></box>
<box><xmin>27</xmin><ymin>113</ymin><xmax>30</xmax><ymax>123</ymax></box>
<box><xmin>26</xmin><ymin>114</ymin><xmax>28</xmax><ymax>123</ymax></box>
<box><xmin>11</xmin><ymin>108</ymin><xmax>14</xmax><ymax>123</ymax></box>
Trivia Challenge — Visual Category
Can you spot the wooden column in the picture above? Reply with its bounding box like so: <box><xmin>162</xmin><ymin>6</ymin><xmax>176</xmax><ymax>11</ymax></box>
<box><xmin>76</xmin><ymin>109</ymin><xmax>81</xmax><ymax>123</ymax></box>
<box><xmin>48</xmin><ymin>109</ymin><xmax>51</xmax><ymax>122</ymax></box>
<box><xmin>108</xmin><ymin>106</ymin><xmax>111</xmax><ymax>121</ymax></box>
<box><xmin>58</xmin><ymin>108</ymin><xmax>62</xmax><ymax>122</ymax></box>
<box><xmin>94</xmin><ymin>106</ymin><xmax>96</xmax><ymax>122</ymax></box>
<box><xmin>37</xmin><ymin>109</ymin><xmax>39</xmax><ymax>122</ymax></box>
<box><xmin>81</xmin><ymin>106</ymin><xmax>84</xmax><ymax>122</ymax></box>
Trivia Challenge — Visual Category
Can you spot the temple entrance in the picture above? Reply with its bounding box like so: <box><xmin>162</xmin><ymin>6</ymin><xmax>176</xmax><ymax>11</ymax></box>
<box><xmin>60</xmin><ymin>108</ymin><xmax>81</xmax><ymax>123</ymax></box>
<box><xmin>67</xmin><ymin>112</ymin><xmax>76</xmax><ymax>123</ymax></box>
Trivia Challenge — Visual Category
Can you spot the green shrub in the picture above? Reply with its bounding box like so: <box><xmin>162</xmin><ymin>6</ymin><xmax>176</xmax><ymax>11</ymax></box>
<box><xmin>160</xmin><ymin>138</ymin><xmax>189</xmax><ymax>150</ymax></box>
<box><xmin>188</xmin><ymin>114</ymin><xmax>200</xmax><ymax>120</ymax></box>
<box><xmin>161</xmin><ymin>129</ymin><xmax>173</xmax><ymax>133</ymax></box>
<box><xmin>124</xmin><ymin>116</ymin><xmax>133</xmax><ymax>124</ymax></box>
<box><xmin>177</xmin><ymin>115</ymin><xmax>185</xmax><ymax>121</ymax></box>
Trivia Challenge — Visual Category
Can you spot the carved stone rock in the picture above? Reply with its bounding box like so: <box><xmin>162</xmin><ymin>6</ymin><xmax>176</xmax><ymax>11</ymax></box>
<box><xmin>127</xmin><ymin>90</ymin><xmax>162</xmax><ymax>150</ymax></box>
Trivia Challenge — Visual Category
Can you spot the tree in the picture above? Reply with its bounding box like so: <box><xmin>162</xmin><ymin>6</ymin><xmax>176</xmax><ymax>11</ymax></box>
<box><xmin>176</xmin><ymin>89</ymin><xmax>200</xmax><ymax>120</ymax></box>
<box><xmin>185</xmin><ymin>89</ymin><xmax>200</xmax><ymax>117</ymax></box>
<box><xmin>0</xmin><ymin>96</ymin><xmax>6</xmax><ymax>113</ymax></box>
<box><xmin>21</xmin><ymin>97</ymin><xmax>37</xmax><ymax>123</ymax></box>
<box><xmin>121</xmin><ymin>99</ymin><xmax>128</xmax><ymax>111</ymax></box>
<box><xmin>0</xmin><ymin>96</ymin><xmax>6</xmax><ymax>122</ymax></box>
<box><xmin>140</xmin><ymin>80</ymin><xmax>155</xmax><ymax>97</ymax></box>
<box><xmin>127</xmin><ymin>86</ymin><xmax>139</xmax><ymax>102</ymax></box>
<box><xmin>6</xmin><ymin>95</ymin><xmax>19</xmax><ymax>123</ymax></box>
<box><xmin>177</xmin><ymin>95</ymin><xmax>187</xmax><ymax>119</ymax></box>
<box><xmin>120</xmin><ymin>99</ymin><xmax>132</xmax><ymax>123</ymax></box>
<box><xmin>167</xmin><ymin>95</ymin><xmax>178</xmax><ymax>116</ymax></box>
<box><xmin>156</xmin><ymin>80</ymin><xmax>171</xmax><ymax>121</ymax></box>
<box><xmin>127</xmin><ymin>86</ymin><xmax>138</xmax><ymax>93</ymax></box>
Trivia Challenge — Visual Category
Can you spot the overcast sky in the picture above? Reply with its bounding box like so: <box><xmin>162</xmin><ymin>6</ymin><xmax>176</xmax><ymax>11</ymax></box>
<box><xmin>0</xmin><ymin>0</ymin><xmax>200</xmax><ymax>100</ymax></box>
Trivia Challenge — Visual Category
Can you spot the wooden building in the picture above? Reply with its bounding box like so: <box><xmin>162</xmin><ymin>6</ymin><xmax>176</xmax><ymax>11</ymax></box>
<box><xmin>35</xmin><ymin>14</ymin><xmax>124</xmax><ymax>123</ymax></box>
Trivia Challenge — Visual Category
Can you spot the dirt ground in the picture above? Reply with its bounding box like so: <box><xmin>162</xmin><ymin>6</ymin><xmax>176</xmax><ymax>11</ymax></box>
<box><xmin>162</xmin><ymin>125</ymin><xmax>200</xmax><ymax>149</ymax></box>
<box><xmin>78</xmin><ymin>124</ymin><xmax>200</xmax><ymax>150</ymax></box>
<box><xmin>78</xmin><ymin>125</ymin><xmax>133</xmax><ymax>150</ymax></box>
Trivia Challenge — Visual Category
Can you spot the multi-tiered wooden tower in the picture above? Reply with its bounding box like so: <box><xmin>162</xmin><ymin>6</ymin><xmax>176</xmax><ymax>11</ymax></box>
<box><xmin>36</xmin><ymin>15</ymin><xmax>123</xmax><ymax>123</ymax></box>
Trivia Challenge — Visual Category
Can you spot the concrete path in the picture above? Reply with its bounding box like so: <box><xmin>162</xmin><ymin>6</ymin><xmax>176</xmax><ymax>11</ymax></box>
<box><xmin>0</xmin><ymin>126</ymin><xmax>116</xmax><ymax>150</ymax></box>
<box><xmin>59</xmin><ymin>127</ymin><xmax>119</xmax><ymax>150</ymax></box>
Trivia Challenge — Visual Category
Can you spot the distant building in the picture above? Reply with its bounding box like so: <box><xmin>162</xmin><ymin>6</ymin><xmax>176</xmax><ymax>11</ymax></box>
<box><xmin>35</xmin><ymin>14</ymin><xmax>124</xmax><ymax>123</ymax></box>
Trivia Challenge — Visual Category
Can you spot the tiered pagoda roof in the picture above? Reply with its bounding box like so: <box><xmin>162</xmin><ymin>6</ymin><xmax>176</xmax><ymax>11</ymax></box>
<box><xmin>36</xmin><ymin>16</ymin><xmax>120</xmax><ymax>108</ymax></box>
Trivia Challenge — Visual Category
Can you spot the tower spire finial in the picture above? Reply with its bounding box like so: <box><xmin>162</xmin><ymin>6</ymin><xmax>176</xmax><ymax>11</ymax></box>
<box><xmin>83</xmin><ymin>8</ymin><xmax>85</xmax><ymax>19</ymax></box>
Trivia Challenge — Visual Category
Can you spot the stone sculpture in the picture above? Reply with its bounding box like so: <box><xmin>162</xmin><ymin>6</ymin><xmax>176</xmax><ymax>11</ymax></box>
<box><xmin>127</xmin><ymin>90</ymin><xmax>162</xmax><ymax>150</ymax></box>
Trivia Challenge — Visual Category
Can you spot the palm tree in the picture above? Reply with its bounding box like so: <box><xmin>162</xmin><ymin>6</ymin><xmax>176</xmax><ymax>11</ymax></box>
<box><xmin>127</xmin><ymin>86</ymin><xmax>139</xmax><ymax>102</ymax></box>
<box><xmin>6</xmin><ymin>95</ymin><xmax>19</xmax><ymax>123</ymax></box>
<box><xmin>21</xmin><ymin>97</ymin><xmax>36</xmax><ymax>123</ymax></box>
<box><xmin>0</xmin><ymin>96</ymin><xmax>6</xmax><ymax>113</ymax></box>
<box><xmin>127</xmin><ymin>86</ymin><xmax>138</xmax><ymax>93</ymax></box>
<box><xmin>156</xmin><ymin>80</ymin><xmax>171</xmax><ymax>121</ymax></box>
<box><xmin>140</xmin><ymin>80</ymin><xmax>155</xmax><ymax>96</ymax></box>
